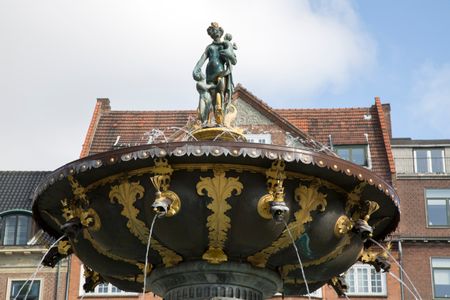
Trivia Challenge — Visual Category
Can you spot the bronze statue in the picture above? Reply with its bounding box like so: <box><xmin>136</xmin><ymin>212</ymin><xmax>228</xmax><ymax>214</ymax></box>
<box><xmin>193</xmin><ymin>22</ymin><xmax>237</xmax><ymax>126</ymax></box>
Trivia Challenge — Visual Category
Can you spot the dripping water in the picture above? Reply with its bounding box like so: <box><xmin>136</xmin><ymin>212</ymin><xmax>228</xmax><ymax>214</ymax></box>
<box><xmin>141</xmin><ymin>214</ymin><xmax>159</xmax><ymax>300</ymax></box>
<box><xmin>369</xmin><ymin>238</ymin><xmax>422</xmax><ymax>300</ymax></box>
<box><xmin>13</xmin><ymin>235</ymin><xmax>66</xmax><ymax>300</ymax></box>
<box><xmin>283</xmin><ymin>221</ymin><xmax>311</xmax><ymax>300</ymax></box>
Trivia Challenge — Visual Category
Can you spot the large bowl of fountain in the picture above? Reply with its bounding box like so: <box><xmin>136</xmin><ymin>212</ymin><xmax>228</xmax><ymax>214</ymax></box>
<box><xmin>32</xmin><ymin>23</ymin><xmax>399</xmax><ymax>299</ymax></box>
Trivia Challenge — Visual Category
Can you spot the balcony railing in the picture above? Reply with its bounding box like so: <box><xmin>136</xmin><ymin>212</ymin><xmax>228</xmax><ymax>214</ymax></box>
<box><xmin>394</xmin><ymin>157</ymin><xmax>450</xmax><ymax>175</ymax></box>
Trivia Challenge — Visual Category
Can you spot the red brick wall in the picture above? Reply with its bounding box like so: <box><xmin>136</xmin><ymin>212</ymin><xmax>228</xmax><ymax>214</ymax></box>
<box><xmin>0</xmin><ymin>269</ymin><xmax>67</xmax><ymax>300</ymax></box>
<box><xmin>267</xmin><ymin>251</ymin><xmax>401</xmax><ymax>300</ymax></box>
<box><xmin>396</xmin><ymin>179</ymin><xmax>450</xmax><ymax>237</ymax></box>
<box><xmin>400</xmin><ymin>243</ymin><xmax>450</xmax><ymax>300</ymax></box>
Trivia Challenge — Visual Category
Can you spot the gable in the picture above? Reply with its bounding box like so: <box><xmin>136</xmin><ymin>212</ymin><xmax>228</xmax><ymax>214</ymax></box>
<box><xmin>234</xmin><ymin>98</ymin><xmax>274</xmax><ymax>126</ymax></box>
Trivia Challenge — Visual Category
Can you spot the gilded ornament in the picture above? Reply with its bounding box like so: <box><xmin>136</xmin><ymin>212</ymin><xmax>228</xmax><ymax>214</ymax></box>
<box><xmin>345</xmin><ymin>182</ymin><xmax>367</xmax><ymax>214</ymax></box>
<box><xmin>196</xmin><ymin>168</ymin><xmax>243</xmax><ymax>264</ymax></box>
<box><xmin>257</xmin><ymin>194</ymin><xmax>275</xmax><ymax>220</ymax></box>
<box><xmin>80</xmin><ymin>208</ymin><xmax>101</xmax><ymax>231</ymax></box>
<box><xmin>152</xmin><ymin>158</ymin><xmax>174</xmax><ymax>190</ymax></box>
<box><xmin>84</xmin><ymin>163</ymin><xmax>347</xmax><ymax>196</ymax></box>
<box><xmin>334</xmin><ymin>215</ymin><xmax>354</xmax><ymax>237</ymax></box>
<box><xmin>150</xmin><ymin>175</ymin><xmax>181</xmax><ymax>217</ymax></box>
<box><xmin>150</xmin><ymin>159</ymin><xmax>181</xmax><ymax>217</ymax></box>
<box><xmin>109</xmin><ymin>180</ymin><xmax>148</xmax><ymax>244</ymax></box>
<box><xmin>351</xmin><ymin>200</ymin><xmax>380</xmax><ymax>223</ymax></box>
<box><xmin>359</xmin><ymin>242</ymin><xmax>391</xmax><ymax>272</ymax></box>
<box><xmin>248</xmin><ymin>181</ymin><xmax>327</xmax><ymax>268</ymax></box>
<box><xmin>109</xmin><ymin>274</ymin><xmax>145</xmax><ymax>284</ymax></box>
<box><xmin>108</xmin><ymin>179</ymin><xmax>182</xmax><ymax>267</ymax></box>
<box><xmin>151</xmin><ymin>239</ymin><xmax>183</xmax><ymax>267</ymax></box>
<box><xmin>57</xmin><ymin>240</ymin><xmax>72</xmax><ymax>256</ymax></box>
<box><xmin>68</xmin><ymin>175</ymin><xmax>89</xmax><ymax>207</ymax></box>
<box><xmin>83</xmin><ymin>265</ymin><xmax>104</xmax><ymax>292</ymax></box>
<box><xmin>61</xmin><ymin>197</ymin><xmax>101</xmax><ymax>232</ymax></box>
<box><xmin>257</xmin><ymin>160</ymin><xmax>287</xmax><ymax>219</ymax></box>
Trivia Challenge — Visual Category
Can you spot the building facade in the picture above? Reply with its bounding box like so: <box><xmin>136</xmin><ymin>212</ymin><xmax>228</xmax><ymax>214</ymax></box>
<box><xmin>67</xmin><ymin>86</ymin><xmax>401</xmax><ymax>299</ymax></box>
<box><xmin>392</xmin><ymin>138</ymin><xmax>450</xmax><ymax>299</ymax></box>
<box><xmin>0</xmin><ymin>171</ymin><xmax>69</xmax><ymax>300</ymax></box>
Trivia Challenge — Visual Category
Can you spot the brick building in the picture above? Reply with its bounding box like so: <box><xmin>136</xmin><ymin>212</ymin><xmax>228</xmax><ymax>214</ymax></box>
<box><xmin>0</xmin><ymin>171</ymin><xmax>69</xmax><ymax>300</ymax></box>
<box><xmin>392</xmin><ymin>138</ymin><xmax>450</xmax><ymax>299</ymax></box>
<box><xmin>67</xmin><ymin>85</ymin><xmax>401</xmax><ymax>299</ymax></box>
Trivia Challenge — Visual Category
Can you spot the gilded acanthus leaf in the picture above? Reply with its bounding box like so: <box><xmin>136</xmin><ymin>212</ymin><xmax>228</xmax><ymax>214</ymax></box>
<box><xmin>248</xmin><ymin>182</ymin><xmax>327</xmax><ymax>268</ymax></box>
<box><xmin>151</xmin><ymin>238</ymin><xmax>183</xmax><ymax>267</ymax></box>
<box><xmin>108</xmin><ymin>180</ymin><xmax>183</xmax><ymax>267</ymax></box>
<box><xmin>109</xmin><ymin>180</ymin><xmax>147</xmax><ymax>244</ymax></box>
<box><xmin>197</xmin><ymin>169</ymin><xmax>243</xmax><ymax>264</ymax></box>
<box><xmin>345</xmin><ymin>182</ymin><xmax>367</xmax><ymax>214</ymax></box>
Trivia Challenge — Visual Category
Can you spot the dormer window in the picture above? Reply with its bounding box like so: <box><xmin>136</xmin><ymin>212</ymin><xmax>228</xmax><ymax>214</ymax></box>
<box><xmin>414</xmin><ymin>148</ymin><xmax>445</xmax><ymax>173</ymax></box>
<box><xmin>334</xmin><ymin>145</ymin><xmax>368</xmax><ymax>167</ymax></box>
<box><xmin>0</xmin><ymin>213</ymin><xmax>32</xmax><ymax>246</ymax></box>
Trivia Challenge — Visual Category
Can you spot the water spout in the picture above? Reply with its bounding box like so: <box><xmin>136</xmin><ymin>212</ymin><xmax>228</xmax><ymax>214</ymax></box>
<box><xmin>283</xmin><ymin>220</ymin><xmax>311</xmax><ymax>300</ymax></box>
<box><xmin>369</xmin><ymin>238</ymin><xmax>422</xmax><ymax>300</ymax></box>
<box><xmin>270</xmin><ymin>201</ymin><xmax>289</xmax><ymax>223</ymax></box>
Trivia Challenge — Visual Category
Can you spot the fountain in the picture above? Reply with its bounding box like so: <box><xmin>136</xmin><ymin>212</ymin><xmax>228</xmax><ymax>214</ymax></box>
<box><xmin>31</xmin><ymin>23</ymin><xmax>400</xmax><ymax>299</ymax></box>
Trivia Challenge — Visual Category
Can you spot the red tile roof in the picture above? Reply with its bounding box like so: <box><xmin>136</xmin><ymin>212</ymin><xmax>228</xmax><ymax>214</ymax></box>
<box><xmin>83</xmin><ymin>85</ymin><xmax>394</xmax><ymax>183</ymax></box>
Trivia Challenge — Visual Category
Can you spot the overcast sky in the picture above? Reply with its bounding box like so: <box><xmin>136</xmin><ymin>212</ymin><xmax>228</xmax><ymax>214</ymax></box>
<box><xmin>1</xmin><ymin>0</ymin><xmax>449</xmax><ymax>170</ymax></box>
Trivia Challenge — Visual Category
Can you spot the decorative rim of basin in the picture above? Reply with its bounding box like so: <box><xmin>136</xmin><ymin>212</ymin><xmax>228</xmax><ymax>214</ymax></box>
<box><xmin>32</xmin><ymin>140</ymin><xmax>400</xmax><ymax>242</ymax></box>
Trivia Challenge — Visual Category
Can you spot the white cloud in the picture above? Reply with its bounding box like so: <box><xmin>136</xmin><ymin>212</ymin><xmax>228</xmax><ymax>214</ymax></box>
<box><xmin>408</xmin><ymin>62</ymin><xmax>450</xmax><ymax>138</ymax></box>
<box><xmin>0</xmin><ymin>0</ymin><xmax>375</xmax><ymax>169</ymax></box>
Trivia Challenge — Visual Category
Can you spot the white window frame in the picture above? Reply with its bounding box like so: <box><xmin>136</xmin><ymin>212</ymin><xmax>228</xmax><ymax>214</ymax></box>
<box><xmin>413</xmin><ymin>148</ymin><xmax>445</xmax><ymax>174</ymax></box>
<box><xmin>431</xmin><ymin>257</ymin><xmax>450</xmax><ymax>299</ymax></box>
<box><xmin>0</xmin><ymin>213</ymin><xmax>33</xmax><ymax>246</ymax></box>
<box><xmin>426</xmin><ymin>189</ymin><xmax>450</xmax><ymax>228</ymax></box>
<box><xmin>345</xmin><ymin>264</ymin><xmax>387</xmax><ymax>296</ymax></box>
<box><xmin>274</xmin><ymin>289</ymin><xmax>322</xmax><ymax>298</ymax></box>
<box><xmin>307</xmin><ymin>288</ymin><xmax>322</xmax><ymax>298</ymax></box>
<box><xmin>245</xmin><ymin>133</ymin><xmax>272</xmax><ymax>144</ymax></box>
<box><xmin>78</xmin><ymin>265</ymin><xmax>138</xmax><ymax>297</ymax></box>
<box><xmin>6</xmin><ymin>278</ymin><xmax>43</xmax><ymax>300</ymax></box>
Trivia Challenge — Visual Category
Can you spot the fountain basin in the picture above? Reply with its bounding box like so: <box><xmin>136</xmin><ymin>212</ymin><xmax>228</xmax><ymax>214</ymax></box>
<box><xmin>32</xmin><ymin>141</ymin><xmax>400</xmax><ymax>298</ymax></box>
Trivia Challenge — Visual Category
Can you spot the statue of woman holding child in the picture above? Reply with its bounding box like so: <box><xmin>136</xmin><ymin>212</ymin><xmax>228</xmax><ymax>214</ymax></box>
<box><xmin>193</xmin><ymin>22</ymin><xmax>237</xmax><ymax>126</ymax></box>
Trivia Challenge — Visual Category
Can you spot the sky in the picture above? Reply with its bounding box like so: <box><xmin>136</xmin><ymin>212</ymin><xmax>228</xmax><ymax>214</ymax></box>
<box><xmin>1</xmin><ymin>0</ymin><xmax>449</xmax><ymax>170</ymax></box>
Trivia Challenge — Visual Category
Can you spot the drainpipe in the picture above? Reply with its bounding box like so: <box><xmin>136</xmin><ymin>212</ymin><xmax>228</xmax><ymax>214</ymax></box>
<box><xmin>54</xmin><ymin>261</ymin><xmax>60</xmax><ymax>300</ymax></box>
<box><xmin>398</xmin><ymin>240</ymin><xmax>404</xmax><ymax>300</ymax></box>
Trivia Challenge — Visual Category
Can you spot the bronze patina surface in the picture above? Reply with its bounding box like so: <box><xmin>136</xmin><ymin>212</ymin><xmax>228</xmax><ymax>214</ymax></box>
<box><xmin>33</xmin><ymin>141</ymin><xmax>399</xmax><ymax>297</ymax></box>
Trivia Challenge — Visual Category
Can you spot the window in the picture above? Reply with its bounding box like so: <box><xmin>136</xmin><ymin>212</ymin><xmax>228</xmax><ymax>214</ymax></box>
<box><xmin>9</xmin><ymin>280</ymin><xmax>40</xmax><ymax>300</ymax></box>
<box><xmin>80</xmin><ymin>282</ymin><xmax>138</xmax><ymax>296</ymax></box>
<box><xmin>245</xmin><ymin>133</ymin><xmax>272</xmax><ymax>144</ymax></box>
<box><xmin>0</xmin><ymin>214</ymin><xmax>32</xmax><ymax>246</ymax></box>
<box><xmin>414</xmin><ymin>148</ymin><xmax>445</xmax><ymax>173</ymax></box>
<box><xmin>79</xmin><ymin>266</ymin><xmax>137</xmax><ymax>296</ymax></box>
<box><xmin>307</xmin><ymin>288</ymin><xmax>322</xmax><ymax>298</ymax></box>
<box><xmin>334</xmin><ymin>145</ymin><xmax>368</xmax><ymax>167</ymax></box>
<box><xmin>345</xmin><ymin>264</ymin><xmax>386</xmax><ymax>296</ymax></box>
<box><xmin>426</xmin><ymin>189</ymin><xmax>450</xmax><ymax>227</ymax></box>
<box><xmin>432</xmin><ymin>258</ymin><xmax>450</xmax><ymax>298</ymax></box>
